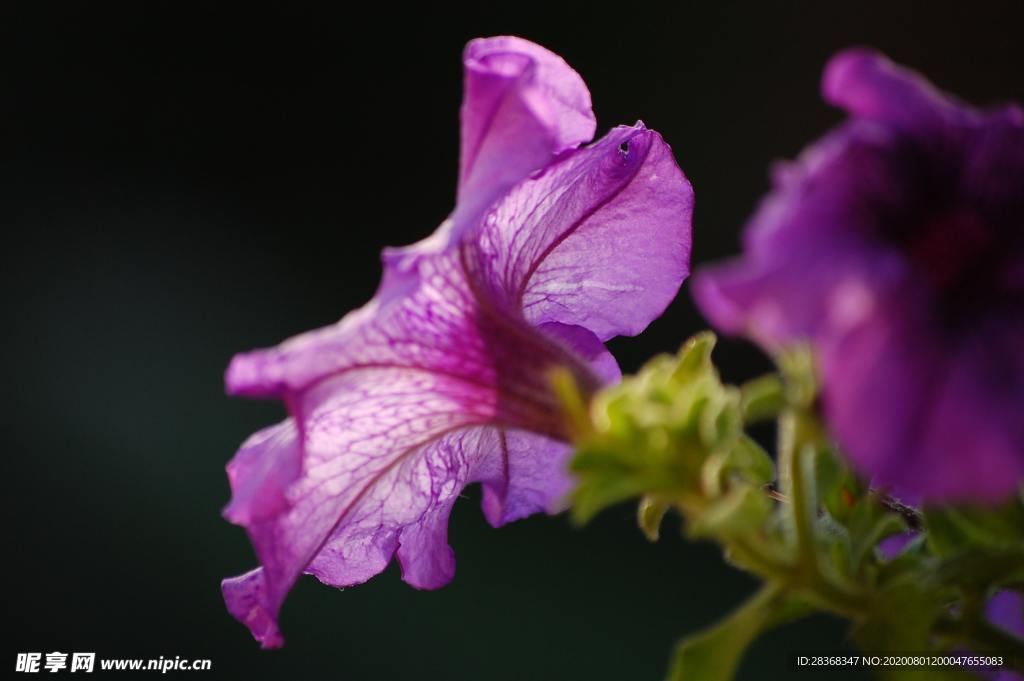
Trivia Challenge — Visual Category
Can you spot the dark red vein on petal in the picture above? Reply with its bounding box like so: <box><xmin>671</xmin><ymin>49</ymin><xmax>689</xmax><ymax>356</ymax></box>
<box><xmin>513</xmin><ymin>131</ymin><xmax>652</xmax><ymax>305</ymax></box>
<box><xmin>283</xmin><ymin>423</ymin><xmax>478</xmax><ymax>602</ymax></box>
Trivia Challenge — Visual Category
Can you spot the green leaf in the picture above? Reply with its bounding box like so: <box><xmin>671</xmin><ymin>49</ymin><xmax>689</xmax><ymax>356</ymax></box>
<box><xmin>925</xmin><ymin>503</ymin><xmax>1024</xmax><ymax>556</ymax></box>
<box><xmin>853</xmin><ymin>578</ymin><xmax>972</xmax><ymax>681</ymax></box>
<box><xmin>924</xmin><ymin>509</ymin><xmax>962</xmax><ymax>557</ymax></box>
<box><xmin>673</xmin><ymin>331</ymin><xmax>717</xmax><ymax>382</ymax></box>
<box><xmin>933</xmin><ymin>548</ymin><xmax>1024</xmax><ymax>590</ymax></box>
<box><xmin>666</xmin><ymin>586</ymin><xmax>807</xmax><ymax>681</ymax></box>
<box><xmin>853</xmin><ymin>577</ymin><xmax>942</xmax><ymax>652</ymax></box>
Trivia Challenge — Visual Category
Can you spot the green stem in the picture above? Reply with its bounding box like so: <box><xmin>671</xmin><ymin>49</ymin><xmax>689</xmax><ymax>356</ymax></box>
<box><xmin>775</xmin><ymin>407</ymin><xmax>870</xmax><ymax>620</ymax></box>
<box><xmin>729</xmin><ymin>534</ymin><xmax>868</xmax><ymax>620</ymax></box>
<box><xmin>729</xmin><ymin>536</ymin><xmax>793</xmax><ymax>582</ymax></box>
<box><xmin>779</xmin><ymin>409</ymin><xmax>819</xmax><ymax>575</ymax></box>
<box><xmin>790</xmin><ymin>438</ymin><xmax>819</xmax><ymax>575</ymax></box>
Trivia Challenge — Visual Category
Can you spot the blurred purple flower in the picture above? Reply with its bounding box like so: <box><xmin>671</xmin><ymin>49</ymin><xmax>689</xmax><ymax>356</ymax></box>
<box><xmin>982</xmin><ymin>590</ymin><xmax>1024</xmax><ymax>681</ymax></box>
<box><xmin>693</xmin><ymin>48</ymin><xmax>1024</xmax><ymax>503</ymax></box>
<box><xmin>988</xmin><ymin>590</ymin><xmax>1024</xmax><ymax>639</ymax></box>
<box><xmin>221</xmin><ymin>36</ymin><xmax>694</xmax><ymax>648</ymax></box>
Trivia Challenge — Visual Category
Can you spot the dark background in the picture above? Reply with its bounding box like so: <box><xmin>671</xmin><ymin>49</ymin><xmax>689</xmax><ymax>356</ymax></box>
<box><xmin>3</xmin><ymin>2</ymin><xmax>1022</xmax><ymax>679</ymax></box>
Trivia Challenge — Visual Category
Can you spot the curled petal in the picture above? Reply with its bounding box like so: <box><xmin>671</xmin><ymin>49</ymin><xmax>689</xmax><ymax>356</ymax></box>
<box><xmin>222</xmin><ymin>568</ymin><xmax>284</xmax><ymax>649</ymax></box>
<box><xmin>473</xmin><ymin>124</ymin><xmax>694</xmax><ymax>340</ymax></box>
<box><xmin>223</xmin><ymin>420</ymin><xmax>301</xmax><ymax>526</ymax></box>
<box><xmin>823</xmin><ymin>47</ymin><xmax>979</xmax><ymax>131</ymax></box>
<box><xmin>476</xmin><ymin>430</ymin><xmax>573</xmax><ymax>527</ymax></box>
<box><xmin>691</xmin><ymin>247</ymin><xmax>901</xmax><ymax>350</ymax></box>
<box><xmin>537</xmin><ymin>321</ymin><xmax>621</xmax><ymax>385</ymax></box>
<box><xmin>457</xmin><ymin>36</ymin><xmax>595</xmax><ymax>227</ymax></box>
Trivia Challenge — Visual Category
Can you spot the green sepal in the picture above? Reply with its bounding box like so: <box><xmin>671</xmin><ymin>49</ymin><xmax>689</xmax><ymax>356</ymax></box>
<box><xmin>569</xmin><ymin>443</ymin><xmax>673</xmax><ymax>525</ymax></box>
<box><xmin>569</xmin><ymin>332</ymin><xmax>754</xmax><ymax>524</ymax></box>
<box><xmin>639</xmin><ymin>496</ymin><xmax>670</xmax><ymax>541</ymax></box>
<box><xmin>673</xmin><ymin>331</ymin><xmax>717</xmax><ymax>381</ymax></box>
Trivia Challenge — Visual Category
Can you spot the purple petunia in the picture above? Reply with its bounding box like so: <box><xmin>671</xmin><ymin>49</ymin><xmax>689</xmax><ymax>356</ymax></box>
<box><xmin>222</xmin><ymin>36</ymin><xmax>694</xmax><ymax>648</ymax></box>
<box><xmin>694</xmin><ymin>48</ymin><xmax>1024</xmax><ymax>503</ymax></box>
<box><xmin>985</xmin><ymin>590</ymin><xmax>1024</xmax><ymax>681</ymax></box>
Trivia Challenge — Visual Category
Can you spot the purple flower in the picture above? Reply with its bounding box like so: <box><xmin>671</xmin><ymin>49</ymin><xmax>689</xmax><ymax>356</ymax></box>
<box><xmin>693</xmin><ymin>48</ymin><xmax>1024</xmax><ymax>503</ymax></box>
<box><xmin>981</xmin><ymin>590</ymin><xmax>1024</xmax><ymax>681</ymax></box>
<box><xmin>222</xmin><ymin>36</ymin><xmax>694</xmax><ymax>648</ymax></box>
<box><xmin>988</xmin><ymin>590</ymin><xmax>1024</xmax><ymax>640</ymax></box>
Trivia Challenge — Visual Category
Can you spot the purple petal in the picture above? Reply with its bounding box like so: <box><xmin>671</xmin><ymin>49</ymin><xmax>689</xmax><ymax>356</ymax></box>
<box><xmin>223</xmin><ymin>299</ymin><xmax>616</xmax><ymax>639</ymax></box>
<box><xmin>476</xmin><ymin>322</ymin><xmax>620</xmax><ymax>526</ymax></box>
<box><xmin>984</xmin><ymin>590</ymin><xmax>1024</xmax><ymax>681</ymax></box>
<box><xmin>476</xmin><ymin>430</ymin><xmax>573</xmax><ymax>527</ymax></box>
<box><xmin>222</xmin><ymin>568</ymin><xmax>284</xmax><ymax>649</ymax></box>
<box><xmin>225</xmin><ymin>249</ymin><xmax>604</xmax><ymax>418</ymax></box>
<box><xmin>456</xmin><ymin>36</ymin><xmax>595</xmax><ymax>228</ymax></box>
<box><xmin>224</xmin><ymin>251</ymin><xmax>503</xmax><ymax>400</ymax></box>
<box><xmin>823</xmin><ymin>47</ymin><xmax>979</xmax><ymax>131</ymax></box>
<box><xmin>222</xmin><ymin>371</ymin><xmax>493</xmax><ymax>644</ymax></box>
<box><xmin>538</xmin><ymin>321</ymin><xmax>621</xmax><ymax>385</ymax></box>
<box><xmin>692</xmin><ymin>121</ymin><xmax>905</xmax><ymax>348</ymax></box>
<box><xmin>691</xmin><ymin>250</ymin><xmax>885</xmax><ymax>350</ymax></box>
<box><xmin>223</xmin><ymin>420</ymin><xmax>301</xmax><ymax>526</ymax></box>
<box><xmin>818</xmin><ymin>306</ymin><xmax>1024</xmax><ymax>502</ymax></box>
<box><xmin>695</xmin><ymin>49</ymin><xmax>1024</xmax><ymax>503</ymax></box>
<box><xmin>988</xmin><ymin>590</ymin><xmax>1024</xmax><ymax>639</ymax></box>
<box><xmin>473</xmin><ymin>124</ymin><xmax>693</xmax><ymax>340</ymax></box>
<box><xmin>306</xmin><ymin>427</ymin><xmax>486</xmax><ymax>591</ymax></box>
<box><xmin>912</xmin><ymin>326</ymin><xmax>1024</xmax><ymax>500</ymax></box>
<box><xmin>222</xmin><ymin>36</ymin><xmax>694</xmax><ymax>647</ymax></box>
